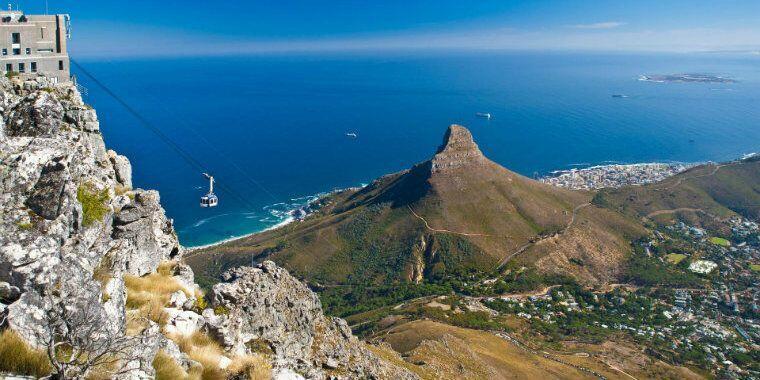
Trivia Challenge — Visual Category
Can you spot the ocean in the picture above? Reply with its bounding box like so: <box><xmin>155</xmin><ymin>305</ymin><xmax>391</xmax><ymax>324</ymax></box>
<box><xmin>73</xmin><ymin>51</ymin><xmax>760</xmax><ymax>247</ymax></box>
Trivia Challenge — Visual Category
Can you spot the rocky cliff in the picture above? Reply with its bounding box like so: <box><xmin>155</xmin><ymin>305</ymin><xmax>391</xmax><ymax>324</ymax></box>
<box><xmin>0</xmin><ymin>75</ymin><xmax>415</xmax><ymax>379</ymax></box>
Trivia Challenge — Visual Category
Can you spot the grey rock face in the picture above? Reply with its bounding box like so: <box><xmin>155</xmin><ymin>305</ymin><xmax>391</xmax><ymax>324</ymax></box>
<box><xmin>0</xmin><ymin>75</ymin><xmax>181</xmax><ymax>379</ymax></box>
<box><xmin>0</xmin><ymin>281</ymin><xmax>21</xmax><ymax>302</ymax></box>
<box><xmin>431</xmin><ymin>124</ymin><xmax>487</xmax><ymax>173</ymax></box>
<box><xmin>108</xmin><ymin>150</ymin><xmax>133</xmax><ymax>188</ymax></box>
<box><xmin>5</xmin><ymin>92</ymin><xmax>64</xmax><ymax>137</ymax></box>
<box><xmin>1</xmin><ymin>74</ymin><xmax>414</xmax><ymax>380</ymax></box>
<box><xmin>23</xmin><ymin>159</ymin><xmax>69</xmax><ymax>220</ymax></box>
<box><xmin>207</xmin><ymin>261</ymin><xmax>418</xmax><ymax>380</ymax></box>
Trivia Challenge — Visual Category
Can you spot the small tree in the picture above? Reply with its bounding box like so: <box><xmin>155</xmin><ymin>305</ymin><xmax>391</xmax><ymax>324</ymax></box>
<box><xmin>20</xmin><ymin>276</ymin><xmax>149</xmax><ymax>379</ymax></box>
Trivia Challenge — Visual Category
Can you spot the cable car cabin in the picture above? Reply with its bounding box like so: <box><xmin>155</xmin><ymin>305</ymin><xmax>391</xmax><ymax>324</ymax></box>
<box><xmin>200</xmin><ymin>193</ymin><xmax>218</xmax><ymax>207</ymax></box>
<box><xmin>200</xmin><ymin>173</ymin><xmax>218</xmax><ymax>207</ymax></box>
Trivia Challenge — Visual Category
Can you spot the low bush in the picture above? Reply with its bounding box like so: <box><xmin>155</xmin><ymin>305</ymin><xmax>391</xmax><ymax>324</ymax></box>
<box><xmin>77</xmin><ymin>183</ymin><xmax>110</xmax><ymax>227</ymax></box>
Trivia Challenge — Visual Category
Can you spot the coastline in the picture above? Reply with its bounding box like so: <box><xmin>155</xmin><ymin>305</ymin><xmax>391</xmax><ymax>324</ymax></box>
<box><xmin>186</xmin><ymin>155</ymin><xmax>758</xmax><ymax>250</ymax></box>
<box><xmin>185</xmin><ymin>185</ymin><xmax>365</xmax><ymax>251</ymax></box>
<box><xmin>186</xmin><ymin>214</ymin><xmax>296</xmax><ymax>251</ymax></box>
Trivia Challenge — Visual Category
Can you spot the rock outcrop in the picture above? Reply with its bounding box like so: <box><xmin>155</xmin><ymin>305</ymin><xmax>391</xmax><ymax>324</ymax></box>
<box><xmin>206</xmin><ymin>262</ymin><xmax>417</xmax><ymax>379</ymax></box>
<box><xmin>430</xmin><ymin>124</ymin><xmax>487</xmax><ymax>173</ymax></box>
<box><xmin>0</xmin><ymin>75</ymin><xmax>181</xmax><ymax>378</ymax></box>
<box><xmin>0</xmin><ymin>74</ymin><xmax>417</xmax><ymax>379</ymax></box>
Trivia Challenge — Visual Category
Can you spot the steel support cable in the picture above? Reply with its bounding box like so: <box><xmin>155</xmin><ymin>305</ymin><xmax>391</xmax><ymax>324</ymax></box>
<box><xmin>70</xmin><ymin>59</ymin><xmax>265</xmax><ymax>213</ymax></box>
<box><xmin>71</xmin><ymin>59</ymin><xmax>345</xmax><ymax>255</ymax></box>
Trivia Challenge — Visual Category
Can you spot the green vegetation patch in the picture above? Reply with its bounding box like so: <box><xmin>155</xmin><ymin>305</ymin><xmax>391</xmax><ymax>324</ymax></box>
<box><xmin>750</xmin><ymin>264</ymin><xmax>760</xmax><ymax>272</ymax></box>
<box><xmin>77</xmin><ymin>183</ymin><xmax>110</xmax><ymax>227</ymax></box>
<box><xmin>709</xmin><ymin>237</ymin><xmax>731</xmax><ymax>247</ymax></box>
<box><xmin>624</xmin><ymin>254</ymin><xmax>702</xmax><ymax>287</ymax></box>
<box><xmin>665</xmin><ymin>253</ymin><xmax>687</xmax><ymax>265</ymax></box>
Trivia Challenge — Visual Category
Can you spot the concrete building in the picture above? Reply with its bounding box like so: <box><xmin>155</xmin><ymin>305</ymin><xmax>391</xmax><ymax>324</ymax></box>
<box><xmin>0</xmin><ymin>8</ymin><xmax>70</xmax><ymax>82</ymax></box>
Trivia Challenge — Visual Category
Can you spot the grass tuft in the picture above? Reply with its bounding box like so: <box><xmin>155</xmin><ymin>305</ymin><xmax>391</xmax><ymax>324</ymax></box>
<box><xmin>124</xmin><ymin>264</ymin><xmax>187</xmax><ymax>326</ymax></box>
<box><xmin>153</xmin><ymin>350</ymin><xmax>188</xmax><ymax>380</ymax></box>
<box><xmin>0</xmin><ymin>329</ymin><xmax>53</xmax><ymax>377</ymax></box>
<box><xmin>227</xmin><ymin>354</ymin><xmax>272</xmax><ymax>380</ymax></box>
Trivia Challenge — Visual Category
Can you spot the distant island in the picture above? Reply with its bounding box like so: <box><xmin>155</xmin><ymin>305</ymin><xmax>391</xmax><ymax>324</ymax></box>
<box><xmin>638</xmin><ymin>73</ymin><xmax>737</xmax><ymax>83</ymax></box>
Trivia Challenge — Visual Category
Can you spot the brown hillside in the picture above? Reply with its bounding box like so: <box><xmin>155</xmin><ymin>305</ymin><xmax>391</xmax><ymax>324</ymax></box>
<box><xmin>187</xmin><ymin>125</ymin><xmax>645</xmax><ymax>287</ymax></box>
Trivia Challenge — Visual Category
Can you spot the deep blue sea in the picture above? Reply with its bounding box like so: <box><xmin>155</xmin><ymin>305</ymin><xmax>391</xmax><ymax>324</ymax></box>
<box><xmin>73</xmin><ymin>52</ymin><xmax>760</xmax><ymax>247</ymax></box>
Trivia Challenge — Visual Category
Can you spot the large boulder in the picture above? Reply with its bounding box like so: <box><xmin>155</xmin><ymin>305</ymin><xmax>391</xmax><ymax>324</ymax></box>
<box><xmin>4</xmin><ymin>92</ymin><xmax>63</xmax><ymax>137</ymax></box>
<box><xmin>23</xmin><ymin>158</ymin><xmax>70</xmax><ymax>220</ymax></box>
<box><xmin>112</xmin><ymin>190</ymin><xmax>181</xmax><ymax>276</ymax></box>
<box><xmin>207</xmin><ymin>261</ymin><xmax>418</xmax><ymax>379</ymax></box>
<box><xmin>108</xmin><ymin>150</ymin><xmax>133</xmax><ymax>188</ymax></box>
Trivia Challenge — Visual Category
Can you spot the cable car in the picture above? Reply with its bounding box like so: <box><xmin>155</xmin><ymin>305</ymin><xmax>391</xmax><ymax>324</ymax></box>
<box><xmin>200</xmin><ymin>173</ymin><xmax>218</xmax><ymax>208</ymax></box>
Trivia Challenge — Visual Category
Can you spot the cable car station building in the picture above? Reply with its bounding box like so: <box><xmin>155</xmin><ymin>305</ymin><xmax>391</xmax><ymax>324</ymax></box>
<box><xmin>0</xmin><ymin>8</ymin><xmax>70</xmax><ymax>82</ymax></box>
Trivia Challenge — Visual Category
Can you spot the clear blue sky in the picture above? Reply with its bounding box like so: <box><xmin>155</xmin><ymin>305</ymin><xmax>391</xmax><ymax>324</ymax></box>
<box><xmin>21</xmin><ymin>0</ymin><xmax>760</xmax><ymax>58</ymax></box>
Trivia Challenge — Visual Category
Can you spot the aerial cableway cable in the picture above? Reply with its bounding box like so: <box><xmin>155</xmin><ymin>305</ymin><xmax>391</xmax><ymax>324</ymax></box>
<box><xmin>69</xmin><ymin>60</ymin><xmax>350</xmax><ymax>256</ymax></box>
<box><xmin>69</xmin><ymin>59</ymin><xmax>268</xmax><ymax>213</ymax></box>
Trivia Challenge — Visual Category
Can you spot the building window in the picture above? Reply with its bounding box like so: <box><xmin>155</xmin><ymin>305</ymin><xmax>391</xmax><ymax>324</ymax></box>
<box><xmin>40</xmin><ymin>28</ymin><xmax>45</xmax><ymax>39</ymax></box>
<box><xmin>31</xmin><ymin>62</ymin><xmax>37</xmax><ymax>73</ymax></box>
<box><xmin>5</xmin><ymin>63</ymin><xmax>11</xmax><ymax>72</ymax></box>
<box><xmin>25</xmin><ymin>48</ymin><xmax>31</xmax><ymax>55</ymax></box>
<box><xmin>12</xmin><ymin>48</ymin><xmax>20</xmax><ymax>55</ymax></box>
<box><xmin>18</xmin><ymin>63</ymin><xmax>25</xmax><ymax>73</ymax></box>
<box><xmin>1</xmin><ymin>49</ymin><xmax>6</xmax><ymax>56</ymax></box>
<box><xmin>12</xmin><ymin>32</ymin><xmax>20</xmax><ymax>44</ymax></box>
<box><xmin>58</xmin><ymin>60</ymin><xmax>64</xmax><ymax>70</ymax></box>
<box><xmin>37</xmin><ymin>48</ymin><xmax>53</xmax><ymax>53</ymax></box>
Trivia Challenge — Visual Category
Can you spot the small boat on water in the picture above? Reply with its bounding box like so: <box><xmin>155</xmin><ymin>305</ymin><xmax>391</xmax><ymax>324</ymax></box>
<box><xmin>476</xmin><ymin>112</ymin><xmax>492</xmax><ymax>119</ymax></box>
<box><xmin>611</xmin><ymin>94</ymin><xmax>629</xmax><ymax>98</ymax></box>
<box><xmin>345</xmin><ymin>132</ymin><xmax>358</xmax><ymax>138</ymax></box>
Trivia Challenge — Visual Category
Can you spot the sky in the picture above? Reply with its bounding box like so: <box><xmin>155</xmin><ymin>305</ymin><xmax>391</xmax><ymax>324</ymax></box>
<box><xmin>17</xmin><ymin>0</ymin><xmax>760</xmax><ymax>58</ymax></box>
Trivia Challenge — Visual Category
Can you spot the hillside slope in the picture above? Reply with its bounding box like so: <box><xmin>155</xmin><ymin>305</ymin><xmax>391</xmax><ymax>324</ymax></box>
<box><xmin>189</xmin><ymin>125</ymin><xmax>645</xmax><ymax>286</ymax></box>
<box><xmin>594</xmin><ymin>157</ymin><xmax>760</xmax><ymax>223</ymax></box>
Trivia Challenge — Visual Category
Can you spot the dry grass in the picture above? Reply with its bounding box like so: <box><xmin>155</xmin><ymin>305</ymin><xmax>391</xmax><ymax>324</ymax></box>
<box><xmin>114</xmin><ymin>184</ymin><xmax>132</xmax><ymax>197</ymax></box>
<box><xmin>168</xmin><ymin>331</ymin><xmax>272</xmax><ymax>380</ymax></box>
<box><xmin>227</xmin><ymin>354</ymin><xmax>272</xmax><ymax>380</ymax></box>
<box><xmin>124</xmin><ymin>262</ymin><xmax>188</xmax><ymax>326</ymax></box>
<box><xmin>0</xmin><ymin>329</ymin><xmax>52</xmax><ymax>378</ymax></box>
<box><xmin>153</xmin><ymin>350</ymin><xmax>188</xmax><ymax>380</ymax></box>
<box><xmin>171</xmin><ymin>332</ymin><xmax>226</xmax><ymax>380</ymax></box>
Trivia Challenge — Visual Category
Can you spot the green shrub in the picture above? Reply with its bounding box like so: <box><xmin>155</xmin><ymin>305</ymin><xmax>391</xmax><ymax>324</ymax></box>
<box><xmin>5</xmin><ymin>71</ymin><xmax>19</xmax><ymax>79</ymax></box>
<box><xmin>195</xmin><ymin>295</ymin><xmax>209</xmax><ymax>311</ymax></box>
<box><xmin>77</xmin><ymin>183</ymin><xmax>110</xmax><ymax>227</ymax></box>
<box><xmin>16</xmin><ymin>221</ymin><xmax>33</xmax><ymax>230</ymax></box>
<box><xmin>213</xmin><ymin>306</ymin><xmax>229</xmax><ymax>315</ymax></box>
<box><xmin>0</xmin><ymin>329</ymin><xmax>52</xmax><ymax>377</ymax></box>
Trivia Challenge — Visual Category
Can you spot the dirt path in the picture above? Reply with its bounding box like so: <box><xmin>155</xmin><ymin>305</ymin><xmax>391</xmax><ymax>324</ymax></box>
<box><xmin>645</xmin><ymin>207</ymin><xmax>713</xmax><ymax>219</ymax></box>
<box><xmin>497</xmin><ymin>202</ymin><xmax>591</xmax><ymax>269</ymax></box>
<box><xmin>407</xmin><ymin>205</ymin><xmax>494</xmax><ymax>237</ymax></box>
<box><xmin>654</xmin><ymin>162</ymin><xmax>729</xmax><ymax>192</ymax></box>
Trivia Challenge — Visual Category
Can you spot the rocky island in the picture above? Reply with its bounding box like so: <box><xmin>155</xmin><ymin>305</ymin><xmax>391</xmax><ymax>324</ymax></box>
<box><xmin>638</xmin><ymin>73</ymin><xmax>737</xmax><ymax>83</ymax></box>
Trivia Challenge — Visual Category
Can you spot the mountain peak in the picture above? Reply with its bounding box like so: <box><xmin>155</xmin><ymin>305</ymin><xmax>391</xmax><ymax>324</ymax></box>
<box><xmin>431</xmin><ymin>125</ymin><xmax>486</xmax><ymax>173</ymax></box>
